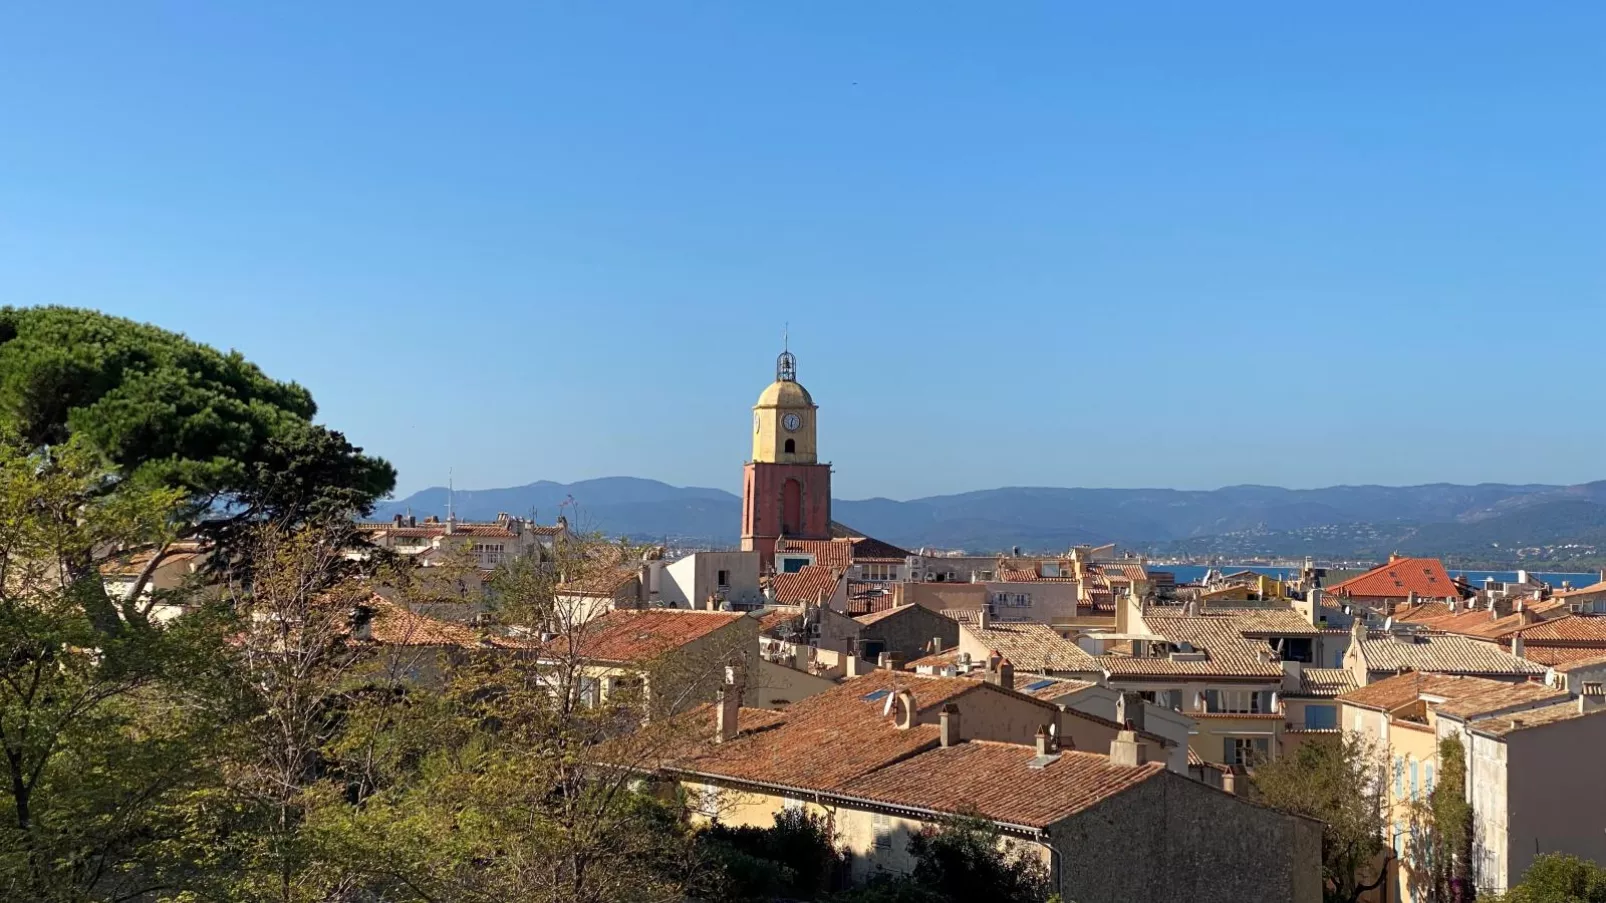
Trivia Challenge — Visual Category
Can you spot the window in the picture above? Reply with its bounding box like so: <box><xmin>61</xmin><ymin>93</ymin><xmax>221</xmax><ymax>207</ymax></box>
<box><xmin>860</xmin><ymin>563</ymin><xmax>896</xmax><ymax>581</ymax></box>
<box><xmin>477</xmin><ymin>543</ymin><xmax>506</xmax><ymax>565</ymax></box>
<box><xmin>1425</xmin><ymin>763</ymin><xmax>1435</xmax><ymax>795</ymax></box>
<box><xmin>717</xmin><ymin>569</ymin><xmax>731</xmax><ymax>588</ymax></box>
<box><xmin>1394</xmin><ymin>756</ymin><xmax>1404</xmax><ymax>799</ymax></box>
<box><xmin>871</xmin><ymin>812</ymin><xmax>892</xmax><ymax>851</ymax></box>
<box><xmin>992</xmin><ymin>592</ymin><xmax>1010</xmax><ymax>605</ymax></box>
<box><xmin>1210</xmin><ymin>690</ymin><xmax>1266</xmax><ymax>714</ymax></box>
<box><xmin>1227</xmin><ymin>737</ymin><xmax>1269</xmax><ymax>765</ymax></box>
<box><xmin>1409</xmin><ymin>758</ymin><xmax>1419</xmax><ymax>801</ymax></box>
<box><xmin>780</xmin><ymin>557</ymin><xmax>809</xmax><ymax>573</ymax></box>
<box><xmin>1013</xmin><ymin>593</ymin><xmax>1032</xmax><ymax>607</ymax></box>
<box><xmin>784</xmin><ymin>438</ymin><xmax>796</xmax><ymax>454</ymax></box>
<box><xmin>1303</xmin><ymin>704</ymin><xmax>1337</xmax><ymax>730</ymax></box>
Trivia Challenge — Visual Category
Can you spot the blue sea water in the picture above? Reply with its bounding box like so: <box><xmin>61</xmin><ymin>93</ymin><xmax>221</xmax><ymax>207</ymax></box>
<box><xmin>1159</xmin><ymin>564</ymin><xmax>1601</xmax><ymax>589</ymax></box>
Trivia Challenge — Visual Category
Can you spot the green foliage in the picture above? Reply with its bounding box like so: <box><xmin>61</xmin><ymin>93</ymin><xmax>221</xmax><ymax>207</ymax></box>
<box><xmin>0</xmin><ymin>438</ymin><xmax>228</xmax><ymax>901</ymax></box>
<box><xmin>1251</xmin><ymin>734</ymin><xmax>1389</xmax><ymax>903</ymax></box>
<box><xmin>1407</xmin><ymin>735</ymin><xmax>1476</xmax><ymax>903</ymax></box>
<box><xmin>0</xmin><ymin>306</ymin><xmax>395</xmax><ymax>551</ymax></box>
<box><xmin>696</xmin><ymin>809</ymin><xmax>843</xmax><ymax>901</ymax></box>
<box><xmin>1490</xmin><ymin>854</ymin><xmax>1606</xmax><ymax>903</ymax></box>
<box><xmin>827</xmin><ymin>812</ymin><xmax>1054</xmax><ymax>903</ymax></box>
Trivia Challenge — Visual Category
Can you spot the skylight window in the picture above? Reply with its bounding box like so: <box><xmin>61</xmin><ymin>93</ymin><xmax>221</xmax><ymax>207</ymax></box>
<box><xmin>861</xmin><ymin>689</ymin><xmax>891</xmax><ymax>702</ymax></box>
<box><xmin>1024</xmin><ymin>679</ymin><xmax>1056</xmax><ymax>692</ymax></box>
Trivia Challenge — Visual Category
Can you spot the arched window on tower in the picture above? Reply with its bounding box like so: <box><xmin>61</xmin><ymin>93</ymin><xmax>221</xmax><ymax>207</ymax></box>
<box><xmin>784</xmin><ymin>438</ymin><xmax>796</xmax><ymax>454</ymax></box>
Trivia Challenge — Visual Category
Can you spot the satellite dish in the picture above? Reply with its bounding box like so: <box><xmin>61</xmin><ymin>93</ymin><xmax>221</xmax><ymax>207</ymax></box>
<box><xmin>882</xmin><ymin>691</ymin><xmax>895</xmax><ymax>718</ymax></box>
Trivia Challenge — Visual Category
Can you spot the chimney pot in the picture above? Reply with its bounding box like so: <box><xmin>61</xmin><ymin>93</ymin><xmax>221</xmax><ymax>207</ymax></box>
<box><xmin>715</xmin><ymin>683</ymin><xmax>740</xmax><ymax>743</ymax></box>
<box><xmin>1110</xmin><ymin>729</ymin><xmax>1149</xmax><ymax>767</ymax></box>
<box><xmin>939</xmin><ymin>703</ymin><xmax>961</xmax><ymax>747</ymax></box>
<box><xmin>1035</xmin><ymin>724</ymin><xmax>1054</xmax><ymax>756</ymax></box>
<box><xmin>996</xmin><ymin>658</ymin><xmax>1014</xmax><ymax>692</ymax></box>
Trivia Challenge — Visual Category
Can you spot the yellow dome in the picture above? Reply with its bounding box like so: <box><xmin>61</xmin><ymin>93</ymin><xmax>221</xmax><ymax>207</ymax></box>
<box><xmin>756</xmin><ymin>379</ymin><xmax>814</xmax><ymax>408</ymax></box>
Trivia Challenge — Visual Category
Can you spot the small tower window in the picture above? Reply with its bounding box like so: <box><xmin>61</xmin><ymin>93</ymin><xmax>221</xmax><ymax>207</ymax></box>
<box><xmin>784</xmin><ymin>438</ymin><xmax>796</xmax><ymax>454</ymax></box>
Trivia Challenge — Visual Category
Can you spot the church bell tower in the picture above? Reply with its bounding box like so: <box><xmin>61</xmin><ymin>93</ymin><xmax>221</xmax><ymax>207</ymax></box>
<box><xmin>741</xmin><ymin>347</ymin><xmax>832</xmax><ymax>567</ymax></box>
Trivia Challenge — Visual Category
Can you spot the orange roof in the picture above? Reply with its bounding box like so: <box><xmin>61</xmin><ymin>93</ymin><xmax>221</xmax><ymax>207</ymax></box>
<box><xmin>1517</xmin><ymin>645</ymin><xmax>1606</xmax><ymax>666</ymax></box>
<box><xmin>769</xmin><ymin>565</ymin><xmax>841</xmax><ymax>605</ymax></box>
<box><xmin>547</xmin><ymin>609</ymin><xmax>747</xmax><ymax>664</ymax></box>
<box><xmin>558</xmin><ymin>566</ymin><xmax>640</xmax><ymax>597</ymax></box>
<box><xmin>1507</xmin><ymin>616</ymin><xmax>1606</xmax><ymax>645</ymax></box>
<box><xmin>757</xmin><ymin>607</ymin><xmax>805</xmax><ymax>635</ymax></box>
<box><xmin>99</xmin><ymin>541</ymin><xmax>209</xmax><ymax>576</ymax></box>
<box><xmin>366</xmin><ymin>601</ymin><xmax>490</xmax><ymax>647</ymax></box>
<box><xmin>1326</xmin><ymin>557</ymin><xmax>1458</xmax><ymax>600</ymax></box>
<box><xmin>1337</xmin><ymin>672</ymin><xmax>1513</xmax><ymax>712</ymax></box>
<box><xmin>1554</xmin><ymin>580</ymin><xmax>1606</xmax><ymax>598</ymax></box>
<box><xmin>1430</xmin><ymin>681</ymin><xmax>1570</xmax><ymax>720</ymax></box>
<box><xmin>774</xmin><ymin>539</ymin><xmax>854</xmax><ymax>570</ymax></box>
<box><xmin>838</xmin><ymin>741</ymin><xmax>1164</xmax><ymax>830</ymax></box>
<box><xmin>1552</xmin><ymin>651</ymin><xmax>1606</xmax><ymax>673</ymax></box>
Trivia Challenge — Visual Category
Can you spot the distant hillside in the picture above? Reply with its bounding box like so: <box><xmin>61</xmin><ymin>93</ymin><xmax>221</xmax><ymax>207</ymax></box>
<box><xmin>373</xmin><ymin>477</ymin><xmax>1606</xmax><ymax>562</ymax></box>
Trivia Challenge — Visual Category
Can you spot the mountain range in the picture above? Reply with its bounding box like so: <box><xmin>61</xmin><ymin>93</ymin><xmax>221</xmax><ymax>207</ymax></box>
<box><xmin>371</xmin><ymin>477</ymin><xmax>1606</xmax><ymax>563</ymax></box>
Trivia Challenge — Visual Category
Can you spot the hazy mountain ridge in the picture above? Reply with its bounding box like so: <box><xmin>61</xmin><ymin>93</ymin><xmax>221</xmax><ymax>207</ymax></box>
<box><xmin>372</xmin><ymin>477</ymin><xmax>1606</xmax><ymax>561</ymax></box>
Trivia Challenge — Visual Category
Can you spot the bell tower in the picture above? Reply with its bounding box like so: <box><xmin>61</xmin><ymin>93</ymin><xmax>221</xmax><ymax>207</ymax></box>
<box><xmin>741</xmin><ymin>346</ymin><xmax>832</xmax><ymax>567</ymax></box>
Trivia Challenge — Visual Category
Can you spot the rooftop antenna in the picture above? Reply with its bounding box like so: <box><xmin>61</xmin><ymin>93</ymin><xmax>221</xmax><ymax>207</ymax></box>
<box><xmin>447</xmin><ymin>468</ymin><xmax>455</xmax><ymax>521</ymax></box>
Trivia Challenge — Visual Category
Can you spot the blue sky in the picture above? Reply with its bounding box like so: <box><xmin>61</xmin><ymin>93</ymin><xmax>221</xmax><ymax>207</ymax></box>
<box><xmin>3</xmin><ymin>3</ymin><xmax>1603</xmax><ymax>501</ymax></box>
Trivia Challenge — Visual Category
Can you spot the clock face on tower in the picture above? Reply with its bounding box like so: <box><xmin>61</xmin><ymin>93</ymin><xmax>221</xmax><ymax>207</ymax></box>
<box><xmin>782</xmin><ymin>413</ymin><xmax>802</xmax><ymax>432</ymax></box>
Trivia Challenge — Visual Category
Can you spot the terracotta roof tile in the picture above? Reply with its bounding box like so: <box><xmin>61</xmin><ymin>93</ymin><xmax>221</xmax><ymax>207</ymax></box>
<box><xmin>649</xmin><ymin>671</ymin><xmax>987</xmax><ymax>791</ymax></box>
<box><xmin>1338</xmin><ymin>673</ymin><xmax>1512</xmax><ymax>712</ymax></box>
<box><xmin>545</xmin><ymin>609</ymin><xmax>747</xmax><ymax>664</ymax></box>
<box><xmin>1470</xmin><ymin>700</ymin><xmax>1606</xmax><ymax>737</ymax></box>
<box><xmin>1431</xmin><ymin>681</ymin><xmax>1570</xmax><ymax>720</ymax></box>
<box><xmin>559</xmin><ymin>566</ymin><xmax>640</xmax><ymax>596</ymax></box>
<box><xmin>366</xmin><ymin>601</ymin><xmax>488</xmax><ymax>647</ymax></box>
<box><xmin>1356</xmin><ymin>633</ymin><xmax>1546</xmax><ymax>677</ymax></box>
<box><xmin>1554</xmin><ymin>580</ymin><xmax>1606</xmax><ymax>598</ymax></box>
<box><xmin>1508</xmin><ymin>616</ymin><xmax>1606</xmax><ymax>644</ymax></box>
<box><xmin>757</xmin><ymin>607</ymin><xmax>805</xmax><ymax>635</ymax></box>
<box><xmin>963</xmin><ymin>622</ymin><xmax>1100</xmax><ymax>673</ymax></box>
<box><xmin>1326</xmin><ymin>557</ymin><xmax>1458</xmax><ymax>600</ymax></box>
<box><xmin>768</xmin><ymin>565</ymin><xmax>841</xmax><ymax>605</ymax></box>
<box><xmin>854</xmin><ymin>604</ymin><xmax>923</xmax><ymax>627</ymax></box>
<box><xmin>1552</xmin><ymin>652</ymin><xmax>1606</xmax><ymax>672</ymax></box>
<box><xmin>1099</xmin><ymin>613</ymin><xmax>1295</xmax><ymax>678</ymax></box>
<box><xmin>774</xmin><ymin>539</ymin><xmax>854</xmax><ymax>570</ymax></box>
<box><xmin>1519</xmin><ymin>645</ymin><xmax>1606</xmax><ymax>666</ymax></box>
<box><xmin>1293</xmin><ymin>668</ymin><xmax>1358</xmax><ymax>698</ymax></box>
<box><xmin>839</xmin><ymin>741</ymin><xmax>1164</xmax><ymax>830</ymax></box>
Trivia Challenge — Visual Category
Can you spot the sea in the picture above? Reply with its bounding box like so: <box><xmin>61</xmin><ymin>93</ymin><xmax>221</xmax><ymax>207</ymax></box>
<box><xmin>1159</xmin><ymin>564</ymin><xmax>1602</xmax><ymax>589</ymax></box>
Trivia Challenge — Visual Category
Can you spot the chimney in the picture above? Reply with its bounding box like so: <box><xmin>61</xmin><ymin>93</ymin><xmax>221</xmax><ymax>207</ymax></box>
<box><xmin>977</xmin><ymin>607</ymin><xmax>990</xmax><ymax>630</ymax></box>
<box><xmin>931</xmin><ymin>636</ymin><xmax>945</xmax><ymax>654</ymax></box>
<box><xmin>1116</xmin><ymin>691</ymin><xmax>1146</xmax><ymax>732</ymax></box>
<box><xmin>1406</xmin><ymin>590</ymin><xmax>1418</xmax><ymax>608</ymax></box>
<box><xmin>349</xmin><ymin>602</ymin><xmax>377</xmax><ymax>642</ymax></box>
<box><xmin>715</xmin><ymin>683</ymin><xmax>739</xmax><ymax>743</ymax></box>
<box><xmin>995</xmin><ymin>658</ymin><xmax>1014</xmax><ymax>691</ymax></box>
<box><xmin>1221</xmin><ymin>769</ymin><xmax>1238</xmax><ymax>795</ymax></box>
<box><xmin>1306</xmin><ymin>587</ymin><xmax>1324</xmax><ymax>626</ymax></box>
<box><xmin>1511</xmin><ymin>631</ymin><xmax>1525</xmax><ymax>661</ymax></box>
<box><xmin>939</xmin><ymin>703</ymin><xmax>961</xmax><ymax>747</ymax></box>
<box><xmin>1035</xmin><ymin>724</ymin><xmax>1055</xmax><ymax>757</ymax></box>
<box><xmin>392</xmin><ymin>514</ymin><xmax>404</xmax><ymax>527</ymax></box>
<box><xmin>1282</xmin><ymin>659</ymin><xmax>1304</xmax><ymax>693</ymax></box>
<box><xmin>1110</xmin><ymin>729</ymin><xmax>1149</xmax><ymax>767</ymax></box>
<box><xmin>407</xmin><ymin>514</ymin><xmax>417</xmax><ymax>527</ymax></box>
<box><xmin>1580</xmin><ymin>686</ymin><xmax>1606</xmax><ymax>714</ymax></box>
<box><xmin>845</xmin><ymin>654</ymin><xmax>863</xmax><ymax>678</ymax></box>
<box><xmin>879</xmin><ymin>652</ymin><xmax>904</xmax><ymax>672</ymax></box>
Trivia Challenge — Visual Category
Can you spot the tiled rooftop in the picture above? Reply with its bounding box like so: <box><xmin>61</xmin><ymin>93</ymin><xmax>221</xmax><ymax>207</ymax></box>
<box><xmin>1326</xmin><ymin>557</ymin><xmax>1457</xmax><ymax>599</ymax></box>
<box><xmin>964</xmin><ymin>621</ymin><xmax>1100</xmax><ymax>673</ymax></box>
<box><xmin>1431</xmin><ymin>681</ymin><xmax>1570</xmax><ymax>720</ymax></box>
<box><xmin>1293</xmin><ymin>668</ymin><xmax>1358</xmax><ymax>698</ymax></box>
<box><xmin>838</xmin><ymin>741</ymin><xmax>1164</xmax><ymax>830</ymax></box>
<box><xmin>1338</xmin><ymin>673</ymin><xmax>1513</xmax><ymax>712</ymax></box>
<box><xmin>1100</xmin><ymin>613</ymin><xmax>1297</xmax><ymax>678</ymax></box>
<box><xmin>1356</xmin><ymin>633</ymin><xmax>1547</xmax><ymax>677</ymax></box>
<box><xmin>768</xmin><ymin>565</ymin><xmax>841</xmax><ymax>605</ymax></box>
<box><xmin>1470</xmin><ymin>700</ymin><xmax>1606</xmax><ymax>737</ymax></box>
<box><xmin>544</xmin><ymin>609</ymin><xmax>747</xmax><ymax>664</ymax></box>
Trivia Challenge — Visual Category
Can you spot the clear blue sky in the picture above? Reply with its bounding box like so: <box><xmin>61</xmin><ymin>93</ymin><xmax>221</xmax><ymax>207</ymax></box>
<box><xmin>3</xmin><ymin>3</ymin><xmax>1603</xmax><ymax>501</ymax></box>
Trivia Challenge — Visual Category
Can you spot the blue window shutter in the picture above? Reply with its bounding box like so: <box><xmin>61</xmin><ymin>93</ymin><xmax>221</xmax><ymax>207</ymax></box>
<box><xmin>1410</xmin><ymin>759</ymin><xmax>1419</xmax><ymax>801</ymax></box>
<box><xmin>1205</xmin><ymin>690</ymin><xmax>1219</xmax><ymax>713</ymax></box>
<box><xmin>1394</xmin><ymin>757</ymin><xmax>1404</xmax><ymax>797</ymax></box>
